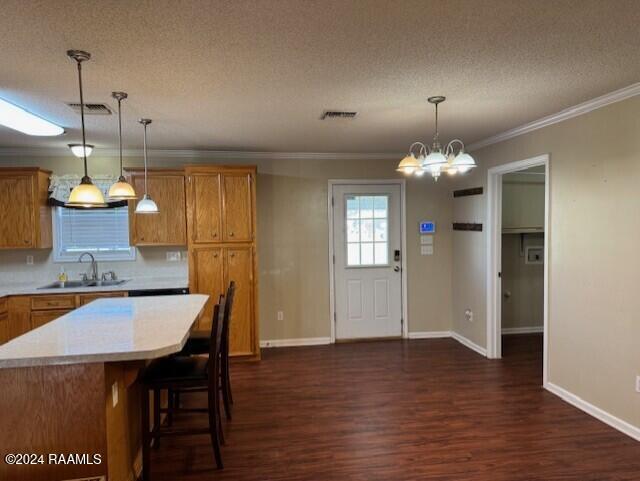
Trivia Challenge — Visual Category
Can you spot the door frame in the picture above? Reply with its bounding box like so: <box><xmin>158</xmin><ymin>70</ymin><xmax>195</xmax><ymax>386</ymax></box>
<box><xmin>486</xmin><ymin>154</ymin><xmax>550</xmax><ymax>385</ymax></box>
<box><xmin>328</xmin><ymin>179</ymin><xmax>408</xmax><ymax>343</ymax></box>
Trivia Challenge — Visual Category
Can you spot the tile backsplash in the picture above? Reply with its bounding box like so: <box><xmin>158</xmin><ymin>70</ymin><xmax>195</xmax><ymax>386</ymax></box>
<box><xmin>0</xmin><ymin>247</ymin><xmax>187</xmax><ymax>285</ymax></box>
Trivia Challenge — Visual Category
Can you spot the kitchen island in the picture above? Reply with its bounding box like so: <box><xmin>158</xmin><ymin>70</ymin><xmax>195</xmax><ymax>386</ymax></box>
<box><xmin>0</xmin><ymin>294</ymin><xmax>208</xmax><ymax>481</ymax></box>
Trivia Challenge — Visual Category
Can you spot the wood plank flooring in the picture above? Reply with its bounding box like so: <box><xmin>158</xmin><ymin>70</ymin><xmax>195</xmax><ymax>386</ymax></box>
<box><xmin>151</xmin><ymin>335</ymin><xmax>640</xmax><ymax>480</ymax></box>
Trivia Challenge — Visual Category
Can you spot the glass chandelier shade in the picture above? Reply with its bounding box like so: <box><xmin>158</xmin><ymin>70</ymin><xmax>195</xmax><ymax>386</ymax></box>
<box><xmin>396</xmin><ymin>153</ymin><xmax>422</xmax><ymax>175</ymax></box>
<box><xmin>68</xmin><ymin>144</ymin><xmax>93</xmax><ymax>158</ymax></box>
<box><xmin>65</xmin><ymin>50</ymin><xmax>106</xmax><ymax>208</ymax></box>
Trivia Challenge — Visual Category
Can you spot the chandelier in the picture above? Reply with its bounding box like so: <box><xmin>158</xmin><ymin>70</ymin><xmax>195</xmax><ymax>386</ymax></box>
<box><xmin>397</xmin><ymin>96</ymin><xmax>476</xmax><ymax>180</ymax></box>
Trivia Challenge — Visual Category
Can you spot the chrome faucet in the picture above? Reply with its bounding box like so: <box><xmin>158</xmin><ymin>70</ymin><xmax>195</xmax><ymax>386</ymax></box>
<box><xmin>78</xmin><ymin>252</ymin><xmax>98</xmax><ymax>282</ymax></box>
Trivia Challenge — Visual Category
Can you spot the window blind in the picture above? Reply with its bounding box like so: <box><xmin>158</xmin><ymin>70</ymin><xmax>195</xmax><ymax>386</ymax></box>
<box><xmin>54</xmin><ymin>207</ymin><xmax>134</xmax><ymax>261</ymax></box>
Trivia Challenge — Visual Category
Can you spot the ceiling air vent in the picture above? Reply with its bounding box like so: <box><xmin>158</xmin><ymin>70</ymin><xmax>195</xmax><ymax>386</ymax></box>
<box><xmin>320</xmin><ymin>110</ymin><xmax>357</xmax><ymax>120</ymax></box>
<box><xmin>67</xmin><ymin>102</ymin><xmax>113</xmax><ymax>115</ymax></box>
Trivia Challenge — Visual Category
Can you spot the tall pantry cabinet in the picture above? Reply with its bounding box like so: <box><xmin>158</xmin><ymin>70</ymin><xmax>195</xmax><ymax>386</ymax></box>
<box><xmin>185</xmin><ymin>166</ymin><xmax>259</xmax><ymax>359</ymax></box>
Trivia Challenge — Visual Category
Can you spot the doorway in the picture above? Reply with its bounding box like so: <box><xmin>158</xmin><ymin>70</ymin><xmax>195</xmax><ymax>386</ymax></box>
<box><xmin>486</xmin><ymin>155</ymin><xmax>549</xmax><ymax>385</ymax></box>
<box><xmin>329</xmin><ymin>181</ymin><xmax>407</xmax><ymax>341</ymax></box>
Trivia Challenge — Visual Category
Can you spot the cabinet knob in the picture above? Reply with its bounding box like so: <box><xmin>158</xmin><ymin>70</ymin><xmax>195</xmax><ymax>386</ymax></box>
<box><xmin>230</xmin><ymin>253</ymin><xmax>235</xmax><ymax>258</ymax></box>
<box><xmin>212</xmin><ymin>232</ymin><xmax>217</xmax><ymax>238</ymax></box>
<box><xmin>213</xmin><ymin>253</ymin><xmax>218</xmax><ymax>258</ymax></box>
<box><xmin>229</xmin><ymin>232</ymin><xmax>234</xmax><ymax>237</ymax></box>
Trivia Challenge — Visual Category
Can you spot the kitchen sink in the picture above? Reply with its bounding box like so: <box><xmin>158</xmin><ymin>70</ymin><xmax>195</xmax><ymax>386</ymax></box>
<box><xmin>38</xmin><ymin>279</ymin><xmax>129</xmax><ymax>289</ymax></box>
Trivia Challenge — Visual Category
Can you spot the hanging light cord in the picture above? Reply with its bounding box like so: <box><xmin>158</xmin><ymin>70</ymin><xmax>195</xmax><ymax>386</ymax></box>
<box><xmin>75</xmin><ymin>59</ymin><xmax>89</xmax><ymax>178</ymax></box>
<box><xmin>142</xmin><ymin>122</ymin><xmax>149</xmax><ymax>194</ymax></box>
<box><xmin>433</xmin><ymin>102</ymin><xmax>440</xmax><ymax>148</ymax></box>
<box><xmin>117</xmin><ymin>97</ymin><xmax>124</xmax><ymax>176</ymax></box>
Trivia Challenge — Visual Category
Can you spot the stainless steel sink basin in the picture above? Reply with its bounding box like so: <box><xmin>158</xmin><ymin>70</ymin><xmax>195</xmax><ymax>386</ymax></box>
<box><xmin>38</xmin><ymin>279</ymin><xmax>129</xmax><ymax>289</ymax></box>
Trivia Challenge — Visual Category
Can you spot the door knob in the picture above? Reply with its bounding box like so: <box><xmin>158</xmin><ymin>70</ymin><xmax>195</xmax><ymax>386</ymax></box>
<box><xmin>394</xmin><ymin>266</ymin><xmax>400</xmax><ymax>272</ymax></box>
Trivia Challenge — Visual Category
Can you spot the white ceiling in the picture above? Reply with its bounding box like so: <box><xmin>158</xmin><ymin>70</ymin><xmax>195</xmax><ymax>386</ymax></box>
<box><xmin>1</xmin><ymin>0</ymin><xmax>639</xmax><ymax>153</ymax></box>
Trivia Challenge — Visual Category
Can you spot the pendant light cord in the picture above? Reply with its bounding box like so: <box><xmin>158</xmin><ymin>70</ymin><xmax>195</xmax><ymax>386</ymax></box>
<box><xmin>76</xmin><ymin>59</ymin><xmax>88</xmax><ymax>177</ymax></box>
<box><xmin>117</xmin><ymin>97</ymin><xmax>123</xmax><ymax>176</ymax></box>
<box><xmin>143</xmin><ymin>122</ymin><xmax>148</xmax><ymax>194</ymax></box>
<box><xmin>433</xmin><ymin>102</ymin><xmax>439</xmax><ymax>147</ymax></box>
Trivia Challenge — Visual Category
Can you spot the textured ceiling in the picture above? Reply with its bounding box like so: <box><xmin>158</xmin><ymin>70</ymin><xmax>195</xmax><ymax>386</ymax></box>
<box><xmin>1</xmin><ymin>0</ymin><xmax>639</xmax><ymax>153</ymax></box>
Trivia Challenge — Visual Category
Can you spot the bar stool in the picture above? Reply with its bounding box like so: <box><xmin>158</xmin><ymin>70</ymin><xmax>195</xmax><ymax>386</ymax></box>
<box><xmin>139</xmin><ymin>295</ymin><xmax>226</xmax><ymax>480</ymax></box>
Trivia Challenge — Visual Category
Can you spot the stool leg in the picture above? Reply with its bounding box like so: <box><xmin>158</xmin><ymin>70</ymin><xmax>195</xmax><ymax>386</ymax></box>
<box><xmin>208</xmin><ymin>384</ymin><xmax>224</xmax><ymax>469</ymax></box>
<box><xmin>153</xmin><ymin>388</ymin><xmax>161</xmax><ymax>450</ymax></box>
<box><xmin>141</xmin><ymin>386</ymin><xmax>151</xmax><ymax>481</ymax></box>
<box><xmin>167</xmin><ymin>388</ymin><xmax>173</xmax><ymax>427</ymax></box>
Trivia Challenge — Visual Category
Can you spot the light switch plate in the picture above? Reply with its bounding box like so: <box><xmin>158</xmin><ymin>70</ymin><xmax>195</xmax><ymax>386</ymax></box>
<box><xmin>277</xmin><ymin>311</ymin><xmax>284</xmax><ymax>321</ymax></box>
<box><xmin>420</xmin><ymin>235</ymin><xmax>434</xmax><ymax>245</ymax></box>
<box><xmin>420</xmin><ymin>245</ymin><xmax>434</xmax><ymax>256</ymax></box>
<box><xmin>636</xmin><ymin>376</ymin><xmax>640</xmax><ymax>393</ymax></box>
<box><xmin>166</xmin><ymin>251</ymin><xmax>181</xmax><ymax>262</ymax></box>
<box><xmin>26</xmin><ymin>255</ymin><xmax>34</xmax><ymax>265</ymax></box>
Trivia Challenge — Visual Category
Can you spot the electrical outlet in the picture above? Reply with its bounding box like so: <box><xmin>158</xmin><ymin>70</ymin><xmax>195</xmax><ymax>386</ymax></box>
<box><xmin>26</xmin><ymin>255</ymin><xmax>34</xmax><ymax>265</ymax></box>
<box><xmin>465</xmin><ymin>309</ymin><xmax>473</xmax><ymax>322</ymax></box>
<box><xmin>166</xmin><ymin>251</ymin><xmax>181</xmax><ymax>262</ymax></box>
<box><xmin>635</xmin><ymin>376</ymin><xmax>640</xmax><ymax>393</ymax></box>
<box><xmin>112</xmin><ymin>381</ymin><xmax>118</xmax><ymax>408</ymax></box>
<box><xmin>277</xmin><ymin>311</ymin><xmax>284</xmax><ymax>321</ymax></box>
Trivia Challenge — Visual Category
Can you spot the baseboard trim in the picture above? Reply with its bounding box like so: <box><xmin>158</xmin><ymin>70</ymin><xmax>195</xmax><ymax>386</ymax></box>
<box><xmin>545</xmin><ymin>382</ymin><xmax>640</xmax><ymax>442</ymax></box>
<box><xmin>260</xmin><ymin>337</ymin><xmax>332</xmax><ymax>348</ymax></box>
<box><xmin>451</xmin><ymin>331</ymin><xmax>488</xmax><ymax>357</ymax></box>
<box><xmin>502</xmin><ymin>326</ymin><xmax>544</xmax><ymax>335</ymax></box>
<box><xmin>407</xmin><ymin>331</ymin><xmax>452</xmax><ymax>339</ymax></box>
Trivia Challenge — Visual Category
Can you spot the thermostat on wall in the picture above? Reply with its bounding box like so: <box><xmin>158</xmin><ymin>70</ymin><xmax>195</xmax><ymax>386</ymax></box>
<box><xmin>419</xmin><ymin>221</ymin><xmax>436</xmax><ymax>234</ymax></box>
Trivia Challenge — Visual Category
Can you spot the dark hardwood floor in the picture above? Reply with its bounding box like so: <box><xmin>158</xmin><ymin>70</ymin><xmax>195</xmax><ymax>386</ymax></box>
<box><xmin>151</xmin><ymin>335</ymin><xmax>640</xmax><ymax>480</ymax></box>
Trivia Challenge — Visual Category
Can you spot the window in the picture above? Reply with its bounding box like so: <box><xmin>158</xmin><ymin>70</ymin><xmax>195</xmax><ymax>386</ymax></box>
<box><xmin>345</xmin><ymin>195</ymin><xmax>389</xmax><ymax>266</ymax></box>
<box><xmin>53</xmin><ymin>206</ymin><xmax>135</xmax><ymax>262</ymax></box>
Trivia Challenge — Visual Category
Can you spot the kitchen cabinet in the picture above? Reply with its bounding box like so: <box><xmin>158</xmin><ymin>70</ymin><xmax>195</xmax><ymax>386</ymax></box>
<box><xmin>0</xmin><ymin>168</ymin><xmax>52</xmax><ymax>249</ymax></box>
<box><xmin>186</xmin><ymin>165</ymin><xmax>259</xmax><ymax>359</ymax></box>
<box><xmin>502</xmin><ymin>181</ymin><xmax>545</xmax><ymax>233</ymax></box>
<box><xmin>1</xmin><ymin>291</ymin><xmax>127</xmax><ymax>344</ymax></box>
<box><xmin>125</xmin><ymin>169</ymin><xmax>187</xmax><ymax>246</ymax></box>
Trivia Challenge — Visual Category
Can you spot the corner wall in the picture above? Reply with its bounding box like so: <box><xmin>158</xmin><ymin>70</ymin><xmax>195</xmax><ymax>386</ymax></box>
<box><xmin>450</xmin><ymin>95</ymin><xmax>640</xmax><ymax>430</ymax></box>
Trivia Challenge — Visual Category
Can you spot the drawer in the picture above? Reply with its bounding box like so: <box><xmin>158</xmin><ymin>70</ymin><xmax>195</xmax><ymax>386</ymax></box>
<box><xmin>31</xmin><ymin>309</ymin><xmax>72</xmax><ymax>329</ymax></box>
<box><xmin>0</xmin><ymin>297</ymin><xmax>7</xmax><ymax>315</ymax></box>
<box><xmin>31</xmin><ymin>295</ymin><xmax>76</xmax><ymax>311</ymax></box>
<box><xmin>78</xmin><ymin>291</ymin><xmax>126</xmax><ymax>306</ymax></box>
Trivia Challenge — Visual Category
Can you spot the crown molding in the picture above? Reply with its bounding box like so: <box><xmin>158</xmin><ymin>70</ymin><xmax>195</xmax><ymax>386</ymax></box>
<box><xmin>0</xmin><ymin>147</ymin><xmax>402</xmax><ymax>161</ymax></box>
<box><xmin>467</xmin><ymin>82</ymin><xmax>640</xmax><ymax>152</ymax></box>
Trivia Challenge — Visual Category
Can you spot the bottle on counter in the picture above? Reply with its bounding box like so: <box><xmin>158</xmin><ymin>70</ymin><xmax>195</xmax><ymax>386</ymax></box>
<box><xmin>58</xmin><ymin>267</ymin><xmax>68</xmax><ymax>283</ymax></box>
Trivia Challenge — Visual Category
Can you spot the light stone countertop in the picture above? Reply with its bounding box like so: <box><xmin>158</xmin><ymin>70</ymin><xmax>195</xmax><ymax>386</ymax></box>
<box><xmin>0</xmin><ymin>276</ymin><xmax>188</xmax><ymax>298</ymax></box>
<box><xmin>0</xmin><ymin>294</ymin><xmax>208</xmax><ymax>368</ymax></box>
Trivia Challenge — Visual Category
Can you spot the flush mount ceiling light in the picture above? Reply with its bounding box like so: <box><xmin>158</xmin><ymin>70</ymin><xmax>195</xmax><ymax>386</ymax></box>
<box><xmin>0</xmin><ymin>97</ymin><xmax>64</xmax><ymax>136</ymax></box>
<box><xmin>68</xmin><ymin>143</ymin><xmax>94</xmax><ymax>158</ymax></box>
<box><xmin>135</xmin><ymin>118</ymin><xmax>158</xmax><ymax>214</ymax></box>
<box><xmin>65</xmin><ymin>50</ymin><xmax>106</xmax><ymax>208</ymax></box>
<box><xmin>108</xmin><ymin>92</ymin><xmax>137</xmax><ymax>200</ymax></box>
<box><xmin>397</xmin><ymin>96</ymin><xmax>476</xmax><ymax>181</ymax></box>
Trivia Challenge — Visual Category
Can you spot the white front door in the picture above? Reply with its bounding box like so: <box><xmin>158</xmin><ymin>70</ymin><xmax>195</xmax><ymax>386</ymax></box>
<box><xmin>332</xmin><ymin>183</ymin><xmax>403</xmax><ymax>340</ymax></box>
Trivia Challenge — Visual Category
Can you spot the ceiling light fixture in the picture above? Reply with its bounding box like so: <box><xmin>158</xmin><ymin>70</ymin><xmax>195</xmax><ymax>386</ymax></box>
<box><xmin>65</xmin><ymin>50</ymin><xmax>106</xmax><ymax>208</ymax></box>
<box><xmin>108</xmin><ymin>92</ymin><xmax>137</xmax><ymax>200</ymax></box>
<box><xmin>397</xmin><ymin>96</ymin><xmax>476</xmax><ymax>181</ymax></box>
<box><xmin>0</xmin><ymin>97</ymin><xmax>64</xmax><ymax>136</ymax></box>
<box><xmin>134</xmin><ymin>118</ymin><xmax>158</xmax><ymax>214</ymax></box>
<box><xmin>68</xmin><ymin>143</ymin><xmax>94</xmax><ymax>158</ymax></box>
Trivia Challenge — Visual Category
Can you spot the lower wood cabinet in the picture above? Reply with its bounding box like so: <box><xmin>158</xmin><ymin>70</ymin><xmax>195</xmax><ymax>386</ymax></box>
<box><xmin>189</xmin><ymin>245</ymin><xmax>258</xmax><ymax>357</ymax></box>
<box><xmin>1</xmin><ymin>291</ymin><xmax>127</xmax><ymax>344</ymax></box>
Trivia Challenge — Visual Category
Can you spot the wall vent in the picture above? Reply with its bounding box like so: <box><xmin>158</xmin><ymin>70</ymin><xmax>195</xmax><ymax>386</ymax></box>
<box><xmin>320</xmin><ymin>110</ymin><xmax>357</xmax><ymax>120</ymax></box>
<box><xmin>67</xmin><ymin>103</ymin><xmax>113</xmax><ymax>115</ymax></box>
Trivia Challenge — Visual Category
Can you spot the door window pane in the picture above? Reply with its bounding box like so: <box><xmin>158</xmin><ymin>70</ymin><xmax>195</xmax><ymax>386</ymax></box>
<box><xmin>345</xmin><ymin>194</ymin><xmax>389</xmax><ymax>266</ymax></box>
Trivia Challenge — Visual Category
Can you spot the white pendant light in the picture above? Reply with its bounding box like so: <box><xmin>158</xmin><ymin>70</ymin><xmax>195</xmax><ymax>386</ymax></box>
<box><xmin>108</xmin><ymin>92</ymin><xmax>137</xmax><ymax>200</ymax></box>
<box><xmin>65</xmin><ymin>50</ymin><xmax>106</xmax><ymax>208</ymax></box>
<box><xmin>397</xmin><ymin>96</ymin><xmax>476</xmax><ymax>181</ymax></box>
<box><xmin>135</xmin><ymin>118</ymin><xmax>159</xmax><ymax>214</ymax></box>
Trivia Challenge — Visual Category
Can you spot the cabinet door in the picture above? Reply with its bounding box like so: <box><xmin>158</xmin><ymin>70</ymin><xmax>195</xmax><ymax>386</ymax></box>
<box><xmin>188</xmin><ymin>174</ymin><xmax>222</xmax><ymax>244</ymax></box>
<box><xmin>0</xmin><ymin>176</ymin><xmax>34</xmax><ymax>248</ymax></box>
<box><xmin>131</xmin><ymin>174</ymin><xmax>187</xmax><ymax>245</ymax></box>
<box><xmin>0</xmin><ymin>312</ymin><xmax>9</xmax><ymax>345</ymax></box>
<box><xmin>190</xmin><ymin>247</ymin><xmax>225</xmax><ymax>332</ymax></box>
<box><xmin>225</xmin><ymin>246</ymin><xmax>254</xmax><ymax>356</ymax></box>
<box><xmin>222</xmin><ymin>174</ymin><xmax>253</xmax><ymax>242</ymax></box>
<box><xmin>31</xmin><ymin>309</ymin><xmax>72</xmax><ymax>330</ymax></box>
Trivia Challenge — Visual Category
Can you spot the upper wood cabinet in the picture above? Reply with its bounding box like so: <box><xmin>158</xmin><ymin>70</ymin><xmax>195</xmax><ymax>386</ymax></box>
<box><xmin>125</xmin><ymin>169</ymin><xmax>187</xmax><ymax>246</ymax></box>
<box><xmin>186</xmin><ymin>166</ymin><xmax>255</xmax><ymax>245</ymax></box>
<box><xmin>0</xmin><ymin>168</ymin><xmax>52</xmax><ymax>249</ymax></box>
